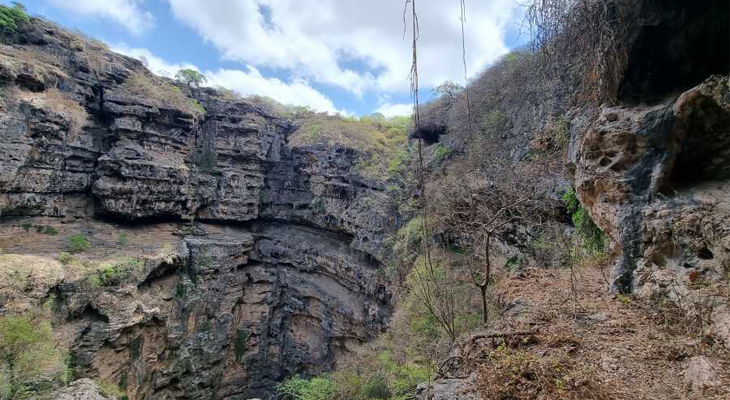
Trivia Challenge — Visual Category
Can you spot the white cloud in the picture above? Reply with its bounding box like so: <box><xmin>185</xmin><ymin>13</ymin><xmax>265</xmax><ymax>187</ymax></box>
<box><xmin>112</xmin><ymin>45</ymin><xmax>348</xmax><ymax>115</ymax></box>
<box><xmin>112</xmin><ymin>43</ymin><xmax>197</xmax><ymax>77</ymax></box>
<box><xmin>48</xmin><ymin>0</ymin><xmax>154</xmax><ymax>34</ymax></box>
<box><xmin>375</xmin><ymin>103</ymin><xmax>413</xmax><ymax>118</ymax></box>
<box><xmin>165</xmin><ymin>0</ymin><xmax>518</xmax><ymax>95</ymax></box>
<box><xmin>205</xmin><ymin>67</ymin><xmax>349</xmax><ymax>115</ymax></box>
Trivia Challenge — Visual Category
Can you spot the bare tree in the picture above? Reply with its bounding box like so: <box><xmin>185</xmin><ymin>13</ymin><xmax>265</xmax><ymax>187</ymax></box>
<box><xmin>430</xmin><ymin>137</ymin><xmax>543</xmax><ymax>324</ymax></box>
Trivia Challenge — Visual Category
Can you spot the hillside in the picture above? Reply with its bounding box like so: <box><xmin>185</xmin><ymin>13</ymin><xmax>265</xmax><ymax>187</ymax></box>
<box><xmin>0</xmin><ymin>1</ymin><xmax>728</xmax><ymax>400</ymax></box>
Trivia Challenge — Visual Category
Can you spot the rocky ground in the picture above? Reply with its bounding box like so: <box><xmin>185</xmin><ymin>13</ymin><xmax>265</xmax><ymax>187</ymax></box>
<box><xmin>421</xmin><ymin>266</ymin><xmax>730</xmax><ymax>400</ymax></box>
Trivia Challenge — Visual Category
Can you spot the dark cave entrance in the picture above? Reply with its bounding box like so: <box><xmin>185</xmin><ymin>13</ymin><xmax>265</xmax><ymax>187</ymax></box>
<box><xmin>664</xmin><ymin>92</ymin><xmax>730</xmax><ymax>191</ymax></box>
<box><xmin>411</xmin><ymin>123</ymin><xmax>447</xmax><ymax>145</ymax></box>
<box><xmin>618</xmin><ymin>0</ymin><xmax>729</xmax><ymax>104</ymax></box>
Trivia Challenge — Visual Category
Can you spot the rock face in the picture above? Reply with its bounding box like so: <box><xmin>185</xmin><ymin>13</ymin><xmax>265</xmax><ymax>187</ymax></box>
<box><xmin>568</xmin><ymin>0</ymin><xmax>729</xmax><ymax>347</ymax></box>
<box><xmin>416</xmin><ymin>376</ymin><xmax>477</xmax><ymax>400</ymax></box>
<box><xmin>570</xmin><ymin>75</ymin><xmax>730</xmax><ymax>294</ymax></box>
<box><xmin>684</xmin><ymin>356</ymin><xmax>720</xmax><ymax>394</ymax></box>
<box><xmin>30</xmin><ymin>379</ymin><xmax>109</xmax><ymax>400</ymax></box>
<box><xmin>45</xmin><ymin>224</ymin><xmax>389</xmax><ymax>400</ymax></box>
<box><xmin>0</xmin><ymin>18</ymin><xmax>393</xmax><ymax>400</ymax></box>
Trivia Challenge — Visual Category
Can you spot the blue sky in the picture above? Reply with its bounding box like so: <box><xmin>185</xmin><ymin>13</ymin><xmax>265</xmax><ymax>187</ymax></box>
<box><xmin>6</xmin><ymin>0</ymin><xmax>527</xmax><ymax>116</ymax></box>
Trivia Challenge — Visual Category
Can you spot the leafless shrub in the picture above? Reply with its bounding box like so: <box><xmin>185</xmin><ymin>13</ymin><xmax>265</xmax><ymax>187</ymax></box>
<box><xmin>428</xmin><ymin>138</ymin><xmax>548</xmax><ymax>324</ymax></box>
<box><xmin>526</xmin><ymin>0</ymin><xmax>631</xmax><ymax>104</ymax></box>
<box><xmin>648</xmin><ymin>278</ymin><xmax>724</xmax><ymax>353</ymax></box>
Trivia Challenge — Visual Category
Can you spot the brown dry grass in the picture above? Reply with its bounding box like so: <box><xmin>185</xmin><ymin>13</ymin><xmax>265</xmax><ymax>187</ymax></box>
<box><xmin>43</xmin><ymin>88</ymin><xmax>88</xmax><ymax>137</ymax></box>
<box><xmin>0</xmin><ymin>46</ymin><xmax>68</xmax><ymax>84</ymax></box>
<box><xmin>13</xmin><ymin>88</ymin><xmax>88</xmax><ymax>139</ymax></box>
<box><xmin>467</xmin><ymin>266</ymin><xmax>730</xmax><ymax>400</ymax></box>
<box><xmin>120</xmin><ymin>72</ymin><xmax>205</xmax><ymax>118</ymax></box>
<box><xmin>0</xmin><ymin>217</ymin><xmax>180</xmax><ymax>274</ymax></box>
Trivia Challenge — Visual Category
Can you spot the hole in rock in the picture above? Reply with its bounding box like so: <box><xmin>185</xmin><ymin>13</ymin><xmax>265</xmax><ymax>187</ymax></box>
<box><xmin>665</xmin><ymin>96</ymin><xmax>729</xmax><ymax>190</ymax></box>
<box><xmin>618</xmin><ymin>0</ymin><xmax>729</xmax><ymax>103</ymax></box>
<box><xmin>78</xmin><ymin>304</ymin><xmax>110</xmax><ymax>323</ymax></box>
<box><xmin>411</xmin><ymin>123</ymin><xmax>447</xmax><ymax>145</ymax></box>
<box><xmin>697</xmin><ymin>247</ymin><xmax>714</xmax><ymax>260</ymax></box>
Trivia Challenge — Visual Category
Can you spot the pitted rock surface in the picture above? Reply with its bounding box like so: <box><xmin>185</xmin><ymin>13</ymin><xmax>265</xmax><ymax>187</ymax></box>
<box><xmin>0</xmin><ymin>17</ymin><xmax>393</xmax><ymax>400</ymax></box>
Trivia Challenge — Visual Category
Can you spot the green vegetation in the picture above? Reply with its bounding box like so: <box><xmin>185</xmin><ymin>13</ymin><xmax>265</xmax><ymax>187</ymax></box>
<box><xmin>96</xmin><ymin>379</ymin><xmax>127</xmax><ymax>399</ymax></box>
<box><xmin>66</xmin><ymin>234</ymin><xmax>91</xmax><ymax>254</ymax></box>
<box><xmin>305</xmin><ymin>346</ymin><xmax>431</xmax><ymax>400</ymax></box>
<box><xmin>391</xmin><ymin>217</ymin><xmax>424</xmax><ymax>266</ymax></box>
<box><xmin>174</xmin><ymin>68</ymin><xmax>207</xmax><ymax>88</ymax></box>
<box><xmin>562</xmin><ymin>189</ymin><xmax>607</xmax><ymax>254</ymax></box>
<box><xmin>56</xmin><ymin>252</ymin><xmax>75</xmax><ymax>266</ymax></box>
<box><xmin>0</xmin><ymin>313</ymin><xmax>68</xmax><ymax>398</ymax></box>
<box><xmin>432</xmin><ymin>144</ymin><xmax>452</xmax><ymax>163</ymax></box>
<box><xmin>0</xmin><ymin>3</ymin><xmax>29</xmax><ymax>38</ymax></box>
<box><xmin>117</xmin><ymin>233</ymin><xmax>129</xmax><ymax>247</ymax></box>
<box><xmin>86</xmin><ymin>257</ymin><xmax>145</xmax><ymax>288</ymax></box>
<box><xmin>481</xmin><ymin>109</ymin><xmax>509</xmax><ymax>136</ymax></box>
<box><xmin>174</xmin><ymin>281</ymin><xmax>187</xmax><ymax>298</ymax></box>
<box><xmin>291</xmin><ymin>112</ymin><xmax>411</xmax><ymax>181</ymax></box>
<box><xmin>278</xmin><ymin>376</ymin><xmax>337</xmax><ymax>400</ymax></box>
<box><xmin>19</xmin><ymin>223</ymin><xmax>58</xmax><ymax>235</ymax></box>
<box><xmin>234</xmin><ymin>330</ymin><xmax>249</xmax><ymax>363</ymax></box>
<box><xmin>36</xmin><ymin>225</ymin><xmax>58</xmax><ymax>236</ymax></box>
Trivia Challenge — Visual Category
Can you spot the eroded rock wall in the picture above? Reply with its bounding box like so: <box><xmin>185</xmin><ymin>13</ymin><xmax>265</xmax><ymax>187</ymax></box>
<box><xmin>0</xmin><ymin>17</ymin><xmax>393</xmax><ymax>400</ymax></box>
<box><xmin>566</xmin><ymin>0</ymin><xmax>729</xmax><ymax>346</ymax></box>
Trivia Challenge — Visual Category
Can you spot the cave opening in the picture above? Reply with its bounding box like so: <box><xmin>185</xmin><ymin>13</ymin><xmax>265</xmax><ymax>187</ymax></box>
<box><xmin>665</xmin><ymin>94</ymin><xmax>730</xmax><ymax>191</ymax></box>
<box><xmin>618</xmin><ymin>0</ymin><xmax>729</xmax><ymax>104</ymax></box>
<box><xmin>411</xmin><ymin>123</ymin><xmax>447</xmax><ymax>145</ymax></box>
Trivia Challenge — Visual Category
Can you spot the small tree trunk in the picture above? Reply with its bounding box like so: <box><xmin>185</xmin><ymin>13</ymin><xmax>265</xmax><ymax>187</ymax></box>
<box><xmin>482</xmin><ymin>233</ymin><xmax>492</xmax><ymax>324</ymax></box>
<box><xmin>480</xmin><ymin>284</ymin><xmax>488</xmax><ymax>324</ymax></box>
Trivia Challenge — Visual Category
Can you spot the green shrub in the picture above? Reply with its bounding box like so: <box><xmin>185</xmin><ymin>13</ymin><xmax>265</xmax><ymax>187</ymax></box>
<box><xmin>66</xmin><ymin>234</ymin><xmax>91</xmax><ymax>254</ymax></box>
<box><xmin>56</xmin><ymin>252</ymin><xmax>75</xmax><ymax>266</ymax></box>
<box><xmin>174</xmin><ymin>281</ymin><xmax>187</xmax><ymax>298</ymax></box>
<box><xmin>290</xmin><ymin>112</ymin><xmax>410</xmax><ymax>181</ymax></box>
<box><xmin>432</xmin><ymin>144</ymin><xmax>452</xmax><ymax>162</ymax></box>
<box><xmin>328</xmin><ymin>348</ymin><xmax>432</xmax><ymax>400</ymax></box>
<box><xmin>391</xmin><ymin>217</ymin><xmax>424</xmax><ymax>265</ymax></box>
<box><xmin>36</xmin><ymin>225</ymin><xmax>58</xmax><ymax>236</ymax></box>
<box><xmin>20</xmin><ymin>223</ymin><xmax>31</xmax><ymax>232</ymax></box>
<box><xmin>234</xmin><ymin>330</ymin><xmax>249</xmax><ymax>363</ymax></box>
<box><xmin>0</xmin><ymin>4</ymin><xmax>29</xmax><ymax>37</ymax></box>
<box><xmin>562</xmin><ymin>189</ymin><xmax>607</xmax><ymax>254</ymax></box>
<box><xmin>0</xmin><ymin>314</ymin><xmax>67</xmax><ymax>398</ymax></box>
<box><xmin>361</xmin><ymin>373</ymin><xmax>391</xmax><ymax>399</ymax></box>
<box><xmin>117</xmin><ymin>233</ymin><xmax>129</xmax><ymax>247</ymax></box>
<box><xmin>96</xmin><ymin>380</ymin><xmax>127</xmax><ymax>399</ymax></box>
<box><xmin>94</xmin><ymin>257</ymin><xmax>145</xmax><ymax>287</ymax></box>
<box><xmin>120</xmin><ymin>72</ymin><xmax>205</xmax><ymax>118</ymax></box>
<box><xmin>481</xmin><ymin>109</ymin><xmax>509</xmax><ymax>136</ymax></box>
<box><xmin>174</xmin><ymin>68</ymin><xmax>207</xmax><ymax>88</ymax></box>
<box><xmin>278</xmin><ymin>376</ymin><xmax>337</xmax><ymax>400</ymax></box>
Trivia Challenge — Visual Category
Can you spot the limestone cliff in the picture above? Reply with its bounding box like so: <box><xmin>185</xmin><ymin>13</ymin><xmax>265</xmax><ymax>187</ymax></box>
<box><xmin>567</xmin><ymin>0</ymin><xmax>730</xmax><ymax>345</ymax></box>
<box><xmin>0</xmin><ymin>17</ymin><xmax>392</xmax><ymax>400</ymax></box>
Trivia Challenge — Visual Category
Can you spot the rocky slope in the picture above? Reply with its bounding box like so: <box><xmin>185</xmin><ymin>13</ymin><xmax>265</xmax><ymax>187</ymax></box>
<box><xmin>0</xmin><ymin>17</ymin><xmax>393</xmax><ymax>400</ymax></box>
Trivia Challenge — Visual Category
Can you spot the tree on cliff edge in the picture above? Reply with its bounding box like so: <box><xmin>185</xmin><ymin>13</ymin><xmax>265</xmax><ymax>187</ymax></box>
<box><xmin>175</xmin><ymin>69</ymin><xmax>207</xmax><ymax>89</ymax></box>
